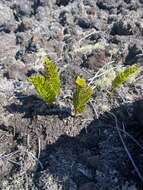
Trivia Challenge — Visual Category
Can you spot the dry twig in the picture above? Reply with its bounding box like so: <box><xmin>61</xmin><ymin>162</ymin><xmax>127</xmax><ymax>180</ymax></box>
<box><xmin>109</xmin><ymin>112</ymin><xmax>143</xmax><ymax>182</ymax></box>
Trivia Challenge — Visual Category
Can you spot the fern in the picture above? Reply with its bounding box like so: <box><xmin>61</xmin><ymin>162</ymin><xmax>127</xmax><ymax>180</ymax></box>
<box><xmin>112</xmin><ymin>65</ymin><xmax>140</xmax><ymax>90</ymax></box>
<box><xmin>73</xmin><ymin>76</ymin><xmax>93</xmax><ymax>115</ymax></box>
<box><xmin>28</xmin><ymin>56</ymin><xmax>60</xmax><ymax>104</ymax></box>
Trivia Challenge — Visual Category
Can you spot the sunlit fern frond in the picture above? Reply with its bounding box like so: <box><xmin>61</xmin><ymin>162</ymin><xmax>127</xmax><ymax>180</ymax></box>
<box><xmin>73</xmin><ymin>76</ymin><xmax>93</xmax><ymax>115</ymax></box>
<box><xmin>112</xmin><ymin>64</ymin><xmax>140</xmax><ymax>90</ymax></box>
<box><xmin>28</xmin><ymin>56</ymin><xmax>60</xmax><ymax>104</ymax></box>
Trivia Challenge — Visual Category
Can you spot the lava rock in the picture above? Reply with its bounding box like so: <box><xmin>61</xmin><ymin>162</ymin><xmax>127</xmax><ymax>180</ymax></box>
<box><xmin>79</xmin><ymin>182</ymin><xmax>97</xmax><ymax>190</ymax></box>
<box><xmin>0</xmin><ymin>33</ymin><xmax>18</xmax><ymax>59</ymax></box>
<box><xmin>4</xmin><ymin>62</ymin><xmax>29</xmax><ymax>81</ymax></box>
<box><xmin>15</xmin><ymin>49</ymin><xmax>25</xmax><ymax>60</ymax></box>
<box><xmin>12</xmin><ymin>0</ymin><xmax>32</xmax><ymax>18</ymax></box>
<box><xmin>125</xmin><ymin>43</ymin><xmax>143</xmax><ymax>65</ymax></box>
<box><xmin>78</xmin><ymin>17</ymin><xmax>91</xmax><ymax>29</ymax></box>
<box><xmin>83</xmin><ymin>49</ymin><xmax>108</xmax><ymax>70</ymax></box>
<box><xmin>0</xmin><ymin>3</ymin><xmax>15</xmax><ymax>32</ymax></box>
<box><xmin>59</xmin><ymin>10</ymin><xmax>74</xmax><ymax>26</ymax></box>
<box><xmin>96</xmin><ymin>0</ymin><xmax>120</xmax><ymax>10</ymax></box>
<box><xmin>134</xmin><ymin>100</ymin><xmax>143</xmax><ymax>126</ymax></box>
<box><xmin>15</xmin><ymin>19</ymin><xmax>33</xmax><ymax>33</ymax></box>
<box><xmin>86</xmin><ymin>156</ymin><xmax>100</xmax><ymax>169</ymax></box>
<box><xmin>111</xmin><ymin>20</ymin><xmax>135</xmax><ymax>35</ymax></box>
<box><xmin>56</xmin><ymin>0</ymin><xmax>73</xmax><ymax>6</ymax></box>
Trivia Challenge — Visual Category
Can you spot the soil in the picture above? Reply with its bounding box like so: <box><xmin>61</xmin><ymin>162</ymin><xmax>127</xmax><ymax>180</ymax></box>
<box><xmin>0</xmin><ymin>0</ymin><xmax>143</xmax><ymax>190</ymax></box>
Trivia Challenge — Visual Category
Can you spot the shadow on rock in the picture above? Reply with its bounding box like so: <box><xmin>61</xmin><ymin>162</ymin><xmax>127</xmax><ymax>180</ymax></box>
<box><xmin>33</xmin><ymin>100</ymin><xmax>143</xmax><ymax>190</ymax></box>
<box><xmin>5</xmin><ymin>92</ymin><xmax>71</xmax><ymax>119</ymax></box>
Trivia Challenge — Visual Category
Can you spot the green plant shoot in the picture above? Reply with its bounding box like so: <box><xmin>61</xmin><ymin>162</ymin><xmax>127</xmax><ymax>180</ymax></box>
<box><xmin>27</xmin><ymin>56</ymin><xmax>60</xmax><ymax>104</ymax></box>
<box><xmin>73</xmin><ymin>76</ymin><xmax>93</xmax><ymax>115</ymax></box>
<box><xmin>112</xmin><ymin>64</ymin><xmax>140</xmax><ymax>90</ymax></box>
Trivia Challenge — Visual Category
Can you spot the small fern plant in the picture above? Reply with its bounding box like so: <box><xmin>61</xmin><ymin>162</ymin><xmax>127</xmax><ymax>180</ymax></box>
<box><xmin>73</xmin><ymin>76</ymin><xmax>93</xmax><ymax>115</ymax></box>
<box><xmin>27</xmin><ymin>56</ymin><xmax>60</xmax><ymax>104</ymax></box>
<box><xmin>112</xmin><ymin>64</ymin><xmax>140</xmax><ymax>90</ymax></box>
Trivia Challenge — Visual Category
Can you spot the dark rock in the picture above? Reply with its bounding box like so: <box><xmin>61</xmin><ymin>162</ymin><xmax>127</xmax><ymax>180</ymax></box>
<box><xmin>134</xmin><ymin>100</ymin><xmax>143</xmax><ymax>126</ymax></box>
<box><xmin>124</xmin><ymin>0</ymin><xmax>131</xmax><ymax>3</ymax></box>
<box><xmin>96</xmin><ymin>0</ymin><xmax>120</xmax><ymax>10</ymax></box>
<box><xmin>59</xmin><ymin>11</ymin><xmax>68</xmax><ymax>26</ymax></box>
<box><xmin>59</xmin><ymin>10</ymin><xmax>74</xmax><ymax>26</ymax></box>
<box><xmin>111</xmin><ymin>20</ymin><xmax>135</xmax><ymax>35</ymax></box>
<box><xmin>32</xmin><ymin>0</ymin><xmax>41</xmax><ymax>14</ymax></box>
<box><xmin>15</xmin><ymin>49</ymin><xmax>25</xmax><ymax>60</ymax></box>
<box><xmin>79</xmin><ymin>182</ymin><xmax>97</xmax><ymax>190</ymax></box>
<box><xmin>125</xmin><ymin>43</ymin><xmax>143</xmax><ymax>65</ymax></box>
<box><xmin>78</xmin><ymin>17</ymin><xmax>91</xmax><ymax>29</ymax></box>
<box><xmin>80</xmin><ymin>151</ymin><xmax>100</xmax><ymax>169</ymax></box>
<box><xmin>56</xmin><ymin>0</ymin><xmax>73</xmax><ymax>6</ymax></box>
<box><xmin>88</xmin><ymin>33</ymin><xmax>101</xmax><ymax>42</ymax></box>
<box><xmin>86</xmin><ymin>156</ymin><xmax>100</xmax><ymax>169</ymax></box>
<box><xmin>34</xmin><ymin>0</ymin><xmax>53</xmax><ymax>6</ymax></box>
<box><xmin>15</xmin><ymin>22</ymin><xmax>26</xmax><ymax>33</ymax></box>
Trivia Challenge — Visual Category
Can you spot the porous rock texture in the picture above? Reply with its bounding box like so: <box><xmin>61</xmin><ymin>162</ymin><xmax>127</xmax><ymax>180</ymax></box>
<box><xmin>0</xmin><ymin>0</ymin><xmax>143</xmax><ymax>190</ymax></box>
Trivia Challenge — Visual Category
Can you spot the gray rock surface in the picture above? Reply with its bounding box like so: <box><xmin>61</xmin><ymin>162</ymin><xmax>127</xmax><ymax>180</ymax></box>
<box><xmin>0</xmin><ymin>0</ymin><xmax>143</xmax><ymax>189</ymax></box>
<box><xmin>0</xmin><ymin>3</ymin><xmax>16</xmax><ymax>32</ymax></box>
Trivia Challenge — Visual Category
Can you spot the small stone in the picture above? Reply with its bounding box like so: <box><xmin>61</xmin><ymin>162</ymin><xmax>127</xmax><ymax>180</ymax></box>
<box><xmin>78</xmin><ymin>17</ymin><xmax>91</xmax><ymax>29</ymax></box>
<box><xmin>56</xmin><ymin>0</ymin><xmax>72</xmax><ymax>6</ymax></box>
<box><xmin>79</xmin><ymin>182</ymin><xmax>97</xmax><ymax>190</ymax></box>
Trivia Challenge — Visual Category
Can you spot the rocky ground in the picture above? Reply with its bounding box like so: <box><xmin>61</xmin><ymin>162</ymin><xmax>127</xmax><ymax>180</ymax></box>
<box><xmin>0</xmin><ymin>0</ymin><xmax>143</xmax><ymax>189</ymax></box>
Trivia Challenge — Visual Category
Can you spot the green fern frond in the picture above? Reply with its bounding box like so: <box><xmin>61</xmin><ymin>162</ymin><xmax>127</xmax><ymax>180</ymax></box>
<box><xmin>73</xmin><ymin>76</ymin><xmax>93</xmax><ymax>115</ymax></box>
<box><xmin>112</xmin><ymin>65</ymin><xmax>140</xmax><ymax>90</ymax></box>
<box><xmin>27</xmin><ymin>56</ymin><xmax>60</xmax><ymax>104</ymax></box>
<box><xmin>43</xmin><ymin>56</ymin><xmax>59</xmax><ymax>79</ymax></box>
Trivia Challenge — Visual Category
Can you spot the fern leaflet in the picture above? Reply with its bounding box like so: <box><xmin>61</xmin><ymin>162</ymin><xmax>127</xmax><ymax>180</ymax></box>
<box><xmin>28</xmin><ymin>56</ymin><xmax>60</xmax><ymax>104</ymax></box>
<box><xmin>73</xmin><ymin>76</ymin><xmax>93</xmax><ymax>115</ymax></box>
<box><xmin>112</xmin><ymin>65</ymin><xmax>140</xmax><ymax>90</ymax></box>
